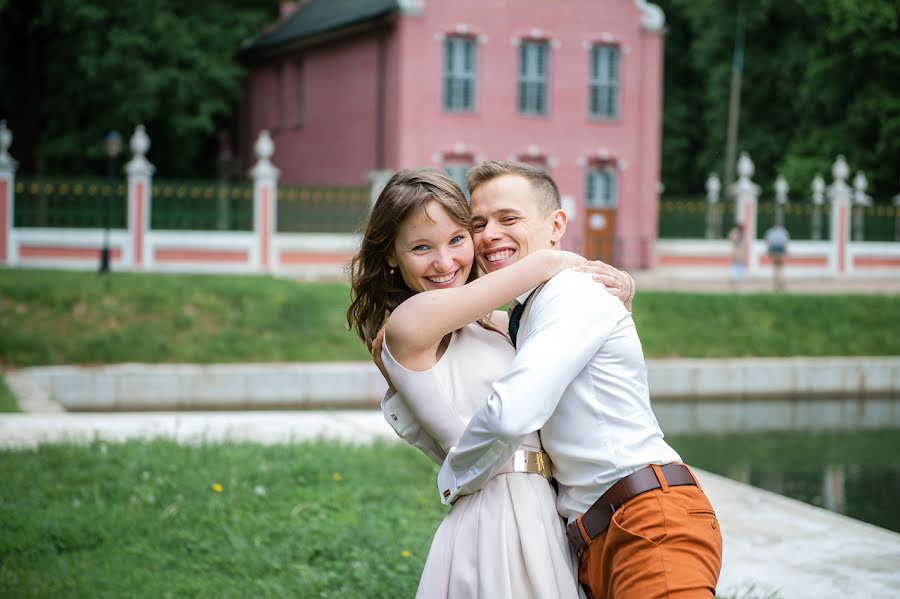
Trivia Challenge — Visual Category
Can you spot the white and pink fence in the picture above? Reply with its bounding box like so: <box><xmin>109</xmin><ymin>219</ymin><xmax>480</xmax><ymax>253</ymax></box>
<box><xmin>0</xmin><ymin>124</ymin><xmax>368</xmax><ymax>278</ymax></box>
<box><xmin>655</xmin><ymin>153</ymin><xmax>900</xmax><ymax>279</ymax></box>
<box><xmin>1</xmin><ymin>123</ymin><xmax>898</xmax><ymax>279</ymax></box>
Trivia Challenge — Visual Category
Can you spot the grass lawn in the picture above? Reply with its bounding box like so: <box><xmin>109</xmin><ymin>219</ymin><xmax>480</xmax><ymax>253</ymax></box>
<box><xmin>1</xmin><ymin>269</ymin><xmax>898</xmax><ymax>366</ymax></box>
<box><xmin>0</xmin><ymin>374</ymin><xmax>20</xmax><ymax>412</ymax></box>
<box><xmin>0</xmin><ymin>440</ymin><xmax>446</xmax><ymax>599</ymax></box>
<box><xmin>2</xmin><ymin>431</ymin><xmax>897</xmax><ymax>598</ymax></box>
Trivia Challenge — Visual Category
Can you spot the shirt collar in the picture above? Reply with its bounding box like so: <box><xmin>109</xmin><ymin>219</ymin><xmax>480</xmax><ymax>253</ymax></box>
<box><xmin>515</xmin><ymin>286</ymin><xmax>539</xmax><ymax>306</ymax></box>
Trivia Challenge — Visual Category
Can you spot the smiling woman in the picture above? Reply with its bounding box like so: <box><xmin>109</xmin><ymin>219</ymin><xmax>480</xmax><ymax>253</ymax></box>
<box><xmin>387</xmin><ymin>201</ymin><xmax>474</xmax><ymax>294</ymax></box>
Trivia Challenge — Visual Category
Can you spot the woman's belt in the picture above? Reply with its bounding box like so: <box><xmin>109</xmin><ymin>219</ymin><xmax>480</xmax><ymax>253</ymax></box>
<box><xmin>494</xmin><ymin>449</ymin><xmax>553</xmax><ymax>480</ymax></box>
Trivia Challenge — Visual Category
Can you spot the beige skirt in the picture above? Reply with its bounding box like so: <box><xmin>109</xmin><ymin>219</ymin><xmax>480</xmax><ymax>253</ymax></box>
<box><xmin>415</xmin><ymin>471</ymin><xmax>585</xmax><ymax>599</ymax></box>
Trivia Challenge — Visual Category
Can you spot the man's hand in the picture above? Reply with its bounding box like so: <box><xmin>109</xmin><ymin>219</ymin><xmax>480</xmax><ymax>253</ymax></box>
<box><xmin>371</xmin><ymin>327</ymin><xmax>396</xmax><ymax>394</ymax></box>
<box><xmin>575</xmin><ymin>260</ymin><xmax>636</xmax><ymax>312</ymax></box>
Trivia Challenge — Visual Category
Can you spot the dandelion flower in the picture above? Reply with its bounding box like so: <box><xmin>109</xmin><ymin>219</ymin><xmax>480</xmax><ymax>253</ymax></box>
<box><xmin>401</xmin><ymin>550</ymin><xmax>411</xmax><ymax>558</ymax></box>
<box><xmin>332</xmin><ymin>473</ymin><xmax>343</xmax><ymax>481</ymax></box>
<box><xmin>212</xmin><ymin>483</ymin><xmax>223</xmax><ymax>493</ymax></box>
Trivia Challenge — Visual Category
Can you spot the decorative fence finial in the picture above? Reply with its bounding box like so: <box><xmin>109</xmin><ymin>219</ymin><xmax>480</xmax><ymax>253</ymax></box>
<box><xmin>250</xmin><ymin>130</ymin><xmax>279</xmax><ymax>180</ymax></box>
<box><xmin>704</xmin><ymin>172</ymin><xmax>721</xmax><ymax>239</ymax></box>
<box><xmin>852</xmin><ymin>171</ymin><xmax>870</xmax><ymax>206</ymax></box>
<box><xmin>811</xmin><ymin>174</ymin><xmax>826</xmax><ymax>240</ymax></box>
<box><xmin>0</xmin><ymin>120</ymin><xmax>16</xmax><ymax>170</ymax></box>
<box><xmin>774</xmin><ymin>175</ymin><xmax>789</xmax><ymax>204</ymax></box>
<box><xmin>126</xmin><ymin>124</ymin><xmax>155</xmax><ymax>177</ymax></box>
<box><xmin>705</xmin><ymin>173</ymin><xmax>721</xmax><ymax>203</ymax></box>
<box><xmin>737</xmin><ymin>152</ymin><xmax>754</xmax><ymax>180</ymax></box>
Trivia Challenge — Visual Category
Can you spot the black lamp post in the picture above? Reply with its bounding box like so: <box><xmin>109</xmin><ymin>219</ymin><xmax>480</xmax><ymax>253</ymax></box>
<box><xmin>100</xmin><ymin>130</ymin><xmax>122</xmax><ymax>274</ymax></box>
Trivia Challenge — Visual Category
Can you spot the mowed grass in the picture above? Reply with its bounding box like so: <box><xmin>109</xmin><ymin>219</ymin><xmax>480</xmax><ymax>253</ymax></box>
<box><xmin>1</xmin><ymin>268</ymin><xmax>898</xmax><ymax>366</ymax></box>
<box><xmin>0</xmin><ymin>269</ymin><xmax>370</xmax><ymax>366</ymax></box>
<box><xmin>0</xmin><ymin>440</ymin><xmax>447</xmax><ymax>599</ymax></box>
<box><xmin>3</xmin><ymin>432</ymin><xmax>896</xmax><ymax>598</ymax></box>
<box><xmin>0</xmin><ymin>375</ymin><xmax>20</xmax><ymax>412</ymax></box>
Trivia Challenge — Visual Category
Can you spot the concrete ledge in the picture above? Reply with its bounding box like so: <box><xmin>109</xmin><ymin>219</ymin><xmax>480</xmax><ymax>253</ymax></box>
<box><xmin>6</xmin><ymin>358</ymin><xmax>900</xmax><ymax>432</ymax></box>
<box><xmin>0</xmin><ymin>411</ymin><xmax>898</xmax><ymax>598</ymax></box>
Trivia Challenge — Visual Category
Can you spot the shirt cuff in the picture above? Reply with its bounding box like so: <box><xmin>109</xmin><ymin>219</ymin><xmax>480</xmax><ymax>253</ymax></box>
<box><xmin>437</xmin><ymin>459</ymin><xmax>460</xmax><ymax>505</ymax></box>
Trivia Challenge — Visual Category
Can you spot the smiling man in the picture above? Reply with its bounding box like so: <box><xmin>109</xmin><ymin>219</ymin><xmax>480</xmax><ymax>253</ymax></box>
<box><xmin>437</xmin><ymin>161</ymin><xmax>723</xmax><ymax>598</ymax></box>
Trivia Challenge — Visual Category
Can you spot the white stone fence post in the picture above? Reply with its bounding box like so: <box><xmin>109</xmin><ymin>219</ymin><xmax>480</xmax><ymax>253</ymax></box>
<box><xmin>728</xmin><ymin>152</ymin><xmax>760</xmax><ymax>274</ymax></box>
<box><xmin>851</xmin><ymin>171</ymin><xmax>872</xmax><ymax>241</ymax></box>
<box><xmin>0</xmin><ymin>120</ymin><xmax>16</xmax><ymax>265</ymax></box>
<box><xmin>828</xmin><ymin>155</ymin><xmax>852</xmax><ymax>275</ymax></box>
<box><xmin>125</xmin><ymin>125</ymin><xmax>154</xmax><ymax>269</ymax></box>
<box><xmin>250</xmin><ymin>130</ymin><xmax>279</xmax><ymax>272</ymax></box>
<box><xmin>705</xmin><ymin>172</ymin><xmax>721</xmax><ymax>239</ymax></box>
<box><xmin>810</xmin><ymin>174</ymin><xmax>825</xmax><ymax>240</ymax></box>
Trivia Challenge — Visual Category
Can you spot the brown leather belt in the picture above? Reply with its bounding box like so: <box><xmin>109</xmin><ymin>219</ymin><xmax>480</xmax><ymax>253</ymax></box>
<box><xmin>565</xmin><ymin>463</ymin><xmax>697</xmax><ymax>554</ymax></box>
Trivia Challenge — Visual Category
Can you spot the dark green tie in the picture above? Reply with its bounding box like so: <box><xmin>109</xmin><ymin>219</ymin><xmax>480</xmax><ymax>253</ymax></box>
<box><xmin>508</xmin><ymin>301</ymin><xmax>526</xmax><ymax>348</ymax></box>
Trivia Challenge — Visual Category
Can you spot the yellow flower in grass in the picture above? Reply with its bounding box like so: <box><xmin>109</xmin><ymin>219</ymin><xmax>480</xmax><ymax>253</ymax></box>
<box><xmin>212</xmin><ymin>483</ymin><xmax>223</xmax><ymax>493</ymax></box>
<box><xmin>332</xmin><ymin>473</ymin><xmax>343</xmax><ymax>481</ymax></box>
<box><xmin>401</xmin><ymin>550</ymin><xmax>411</xmax><ymax>558</ymax></box>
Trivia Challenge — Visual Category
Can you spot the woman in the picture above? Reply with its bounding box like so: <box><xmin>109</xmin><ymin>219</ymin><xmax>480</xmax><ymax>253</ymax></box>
<box><xmin>347</xmin><ymin>168</ymin><xmax>632</xmax><ymax>598</ymax></box>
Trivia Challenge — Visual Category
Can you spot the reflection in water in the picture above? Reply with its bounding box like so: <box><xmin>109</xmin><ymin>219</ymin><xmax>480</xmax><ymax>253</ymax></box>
<box><xmin>669</xmin><ymin>431</ymin><xmax>900</xmax><ymax>533</ymax></box>
<box><xmin>823</xmin><ymin>464</ymin><xmax>846</xmax><ymax>515</ymax></box>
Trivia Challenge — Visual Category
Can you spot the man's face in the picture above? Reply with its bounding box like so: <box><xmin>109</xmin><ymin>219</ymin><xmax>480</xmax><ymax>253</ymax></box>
<box><xmin>469</xmin><ymin>174</ymin><xmax>556</xmax><ymax>273</ymax></box>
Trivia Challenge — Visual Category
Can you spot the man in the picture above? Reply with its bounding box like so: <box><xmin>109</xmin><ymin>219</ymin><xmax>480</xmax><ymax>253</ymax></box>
<box><xmin>437</xmin><ymin>161</ymin><xmax>722</xmax><ymax>598</ymax></box>
<box><xmin>764</xmin><ymin>222</ymin><xmax>789</xmax><ymax>290</ymax></box>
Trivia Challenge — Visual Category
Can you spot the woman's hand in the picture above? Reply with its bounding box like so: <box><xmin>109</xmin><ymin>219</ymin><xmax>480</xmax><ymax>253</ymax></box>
<box><xmin>574</xmin><ymin>260</ymin><xmax>636</xmax><ymax>312</ymax></box>
<box><xmin>371</xmin><ymin>327</ymin><xmax>396</xmax><ymax>394</ymax></box>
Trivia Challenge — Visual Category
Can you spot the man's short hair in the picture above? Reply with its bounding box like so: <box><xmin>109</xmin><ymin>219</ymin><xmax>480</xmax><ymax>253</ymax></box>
<box><xmin>466</xmin><ymin>160</ymin><xmax>561</xmax><ymax>216</ymax></box>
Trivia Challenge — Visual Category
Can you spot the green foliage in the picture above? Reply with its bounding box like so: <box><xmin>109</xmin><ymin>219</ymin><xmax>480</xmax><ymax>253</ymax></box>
<box><xmin>658</xmin><ymin>0</ymin><xmax>900</xmax><ymax>199</ymax></box>
<box><xmin>0</xmin><ymin>374</ymin><xmax>20</xmax><ymax>412</ymax></box>
<box><xmin>2</xmin><ymin>269</ymin><xmax>898</xmax><ymax>366</ymax></box>
<box><xmin>0</xmin><ymin>0</ymin><xmax>281</xmax><ymax>177</ymax></box>
<box><xmin>0</xmin><ymin>440</ymin><xmax>446</xmax><ymax>598</ymax></box>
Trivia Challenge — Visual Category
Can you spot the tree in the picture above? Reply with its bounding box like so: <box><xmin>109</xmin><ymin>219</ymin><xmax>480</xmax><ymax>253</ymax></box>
<box><xmin>656</xmin><ymin>0</ymin><xmax>900</xmax><ymax>200</ymax></box>
<box><xmin>0</xmin><ymin>0</ymin><xmax>281</xmax><ymax>177</ymax></box>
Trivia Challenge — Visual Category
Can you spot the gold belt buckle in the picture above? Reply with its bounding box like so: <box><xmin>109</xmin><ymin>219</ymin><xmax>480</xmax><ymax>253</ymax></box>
<box><xmin>536</xmin><ymin>451</ymin><xmax>550</xmax><ymax>479</ymax></box>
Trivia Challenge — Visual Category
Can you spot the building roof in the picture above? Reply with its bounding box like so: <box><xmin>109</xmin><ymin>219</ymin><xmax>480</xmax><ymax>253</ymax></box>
<box><xmin>240</xmin><ymin>0</ymin><xmax>400</xmax><ymax>59</ymax></box>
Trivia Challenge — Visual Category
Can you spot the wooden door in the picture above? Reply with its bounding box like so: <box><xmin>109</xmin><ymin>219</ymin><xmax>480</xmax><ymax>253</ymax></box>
<box><xmin>584</xmin><ymin>207</ymin><xmax>615</xmax><ymax>262</ymax></box>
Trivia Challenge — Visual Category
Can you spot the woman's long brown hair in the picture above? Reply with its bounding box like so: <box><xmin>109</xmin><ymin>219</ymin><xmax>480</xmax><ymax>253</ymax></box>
<box><xmin>347</xmin><ymin>168</ymin><xmax>477</xmax><ymax>350</ymax></box>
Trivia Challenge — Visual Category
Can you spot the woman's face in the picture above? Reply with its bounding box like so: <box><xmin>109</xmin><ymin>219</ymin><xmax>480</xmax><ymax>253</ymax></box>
<box><xmin>389</xmin><ymin>200</ymin><xmax>475</xmax><ymax>294</ymax></box>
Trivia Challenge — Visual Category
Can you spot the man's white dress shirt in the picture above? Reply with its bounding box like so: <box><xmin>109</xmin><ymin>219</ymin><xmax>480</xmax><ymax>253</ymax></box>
<box><xmin>437</xmin><ymin>269</ymin><xmax>681</xmax><ymax>521</ymax></box>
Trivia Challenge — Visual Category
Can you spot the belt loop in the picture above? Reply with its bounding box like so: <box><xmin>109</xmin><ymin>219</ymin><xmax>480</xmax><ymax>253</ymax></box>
<box><xmin>651</xmin><ymin>464</ymin><xmax>670</xmax><ymax>493</ymax></box>
<box><xmin>576</xmin><ymin>516</ymin><xmax>592</xmax><ymax>548</ymax></box>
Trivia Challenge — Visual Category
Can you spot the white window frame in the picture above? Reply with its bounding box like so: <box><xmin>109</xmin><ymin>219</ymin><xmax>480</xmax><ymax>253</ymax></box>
<box><xmin>587</xmin><ymin>166</ymin><xmax>618</xmax><ymax>207</ymax></box>
<box><xmin>444</xmin><ymin>164</ymin><xmax>471</xmax><ymax>199</ymax></box>
<box><xmin>519</xmin><ymin>41</ymin><xmax>549</xmax><ymax>115</ymax></box>
<box><xmin>444</xmin><ymin>37</ymin><xmax>477</xmax><ymax>112</ymax></box>
<box><xmin>590</xmin><ymin>45</ymin><xmax>620</xmax><ymax>120</ymax></box>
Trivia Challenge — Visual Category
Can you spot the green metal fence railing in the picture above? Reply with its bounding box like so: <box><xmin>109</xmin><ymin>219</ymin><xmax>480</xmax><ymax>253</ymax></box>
<box><xmin>659</xmin><ymin>197</ymin><xmax>898</xmax><ymax>242</ymax></box>
<box><xmin>14</xmin><ymin>176</ymin><xmax>128</xmax><ymax>229</ymax></box>
<box><xmin>151</xmin><ymin>180</ymin><xmax>255</xmax><ymax>231</ymax></box>
<box><xmin>277</xmin><ymin>186</ymin><xmax>369</xmax><ymax>233</ymax></box>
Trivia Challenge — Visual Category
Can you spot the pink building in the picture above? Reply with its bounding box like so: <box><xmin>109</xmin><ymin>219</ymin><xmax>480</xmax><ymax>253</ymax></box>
<box><xmin>238</xmin><ymin>0</ymin><xmax>666</xmax><ymax>268</ymax></box>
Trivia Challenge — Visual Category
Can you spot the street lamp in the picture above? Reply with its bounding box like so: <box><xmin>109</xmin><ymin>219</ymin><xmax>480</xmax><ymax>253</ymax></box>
<box><xmin>100</xmin><ymin>130</ymin><xmax>122</xmax><ymax>274</ymax></box>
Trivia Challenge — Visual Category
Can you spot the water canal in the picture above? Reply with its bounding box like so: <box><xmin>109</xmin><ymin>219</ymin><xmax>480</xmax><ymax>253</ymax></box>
<box><xmin>669</xmin><ymin>429</ymin><xmax>900</xmax><ymax>533</ymax></box>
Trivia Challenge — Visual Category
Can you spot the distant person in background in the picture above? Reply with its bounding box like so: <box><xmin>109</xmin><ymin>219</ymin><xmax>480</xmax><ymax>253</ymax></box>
<box><xmin>727</xmin><ymin>223</ymin><xmax>749</xmax><ymax>289</ymax></box>
<box><xmin>764</xmin><ymin>223</ymin><xmax>790</xmax><ymax>290</ymax></box>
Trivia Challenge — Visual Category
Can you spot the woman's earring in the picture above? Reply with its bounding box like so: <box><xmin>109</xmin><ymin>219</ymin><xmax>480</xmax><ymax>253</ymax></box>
<box><xmin>551</xmin><ymin>238</ymin><xmax>558</xmax><ymax>246</ymax></box>
<box><xmin>390</xmin><ymin>267</ymin><xmax>395</xmax><ymax>275</ymax></box>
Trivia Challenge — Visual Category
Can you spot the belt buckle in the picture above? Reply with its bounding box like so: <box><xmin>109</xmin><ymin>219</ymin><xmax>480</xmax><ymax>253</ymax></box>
<box><xmin>536</xmin><ymin>452</ymin><xmax>549</xmax><ymax>478</ymax></box>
